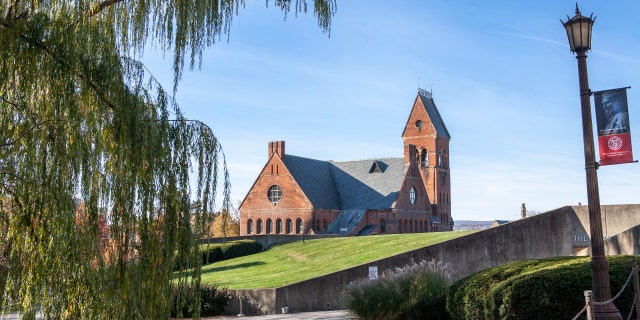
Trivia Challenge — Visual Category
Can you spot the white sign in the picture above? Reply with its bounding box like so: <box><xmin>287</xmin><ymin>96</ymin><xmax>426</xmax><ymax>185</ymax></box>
<box><xmin>368</xmin><ymin>266</ymin><xmax>378</xmax><ymax>280</ymax></box>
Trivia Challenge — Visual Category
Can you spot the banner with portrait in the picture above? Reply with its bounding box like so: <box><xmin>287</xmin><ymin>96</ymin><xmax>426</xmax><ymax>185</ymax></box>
<box><xmin>593</xmin><ymin>87</ymin><xmax>633</xmax><ymax>166</ymax></box>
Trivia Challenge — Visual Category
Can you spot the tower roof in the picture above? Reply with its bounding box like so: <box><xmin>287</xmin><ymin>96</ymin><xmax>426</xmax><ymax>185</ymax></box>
<box><xmin>417</xmin><ymin>89</ymin><xmax>451</xmax><ymax>139</ymax></box>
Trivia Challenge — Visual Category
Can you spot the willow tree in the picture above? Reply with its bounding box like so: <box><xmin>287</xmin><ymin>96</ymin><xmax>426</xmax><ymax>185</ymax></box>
<box><xmin>0</xmin><ymin>0</ymin><xmax>336</xmax><ymax>318</ymax></box>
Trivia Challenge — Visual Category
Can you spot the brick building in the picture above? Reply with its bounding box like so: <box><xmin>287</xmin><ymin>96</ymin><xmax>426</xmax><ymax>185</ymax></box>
<box><xmin>239</xmin><ymin>89</ymin><xmax>452</xmax><ymax>236</ymax></box>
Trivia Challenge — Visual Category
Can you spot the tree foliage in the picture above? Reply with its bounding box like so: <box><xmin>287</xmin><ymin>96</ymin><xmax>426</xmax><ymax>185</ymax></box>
<box><xmin>0</xmin><ymin>0</ymin><xmax>335</xmax><ymax>318</ymax></box>
<box><xmin>211</xmin><ymin>209</ymin><xmax>240</xmax><ymax>238</ymax></box>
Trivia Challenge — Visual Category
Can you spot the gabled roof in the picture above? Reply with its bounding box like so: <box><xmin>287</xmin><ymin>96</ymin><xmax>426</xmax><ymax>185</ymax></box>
<box><xmin>418</xmin><ymin>89</ymin><xmax>451</xmax><ymax>139</ymax></box>
<box><xmin>283</xmin><ymin>156</ymin><xmax>408</xmax><ymax>211</ymax></box>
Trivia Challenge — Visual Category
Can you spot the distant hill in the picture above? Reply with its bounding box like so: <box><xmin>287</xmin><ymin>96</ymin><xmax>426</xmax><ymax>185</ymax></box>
<box><xmin>454</xmin><ymin>220</ymin><xmax>496</xmax><ymax>231</ymax></box>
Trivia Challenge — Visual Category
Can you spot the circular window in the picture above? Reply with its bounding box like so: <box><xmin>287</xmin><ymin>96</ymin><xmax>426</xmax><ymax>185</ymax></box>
<box><xmin>415</xmin><ymin>120</ymin><xmax>423</xmax><ymax>129</ymax></box>
<box><xmin>268</xmin><ymin>185</ymin><xmax>282</xmax><ymax>204</ymax></box>
<box><xmin>409</xmin><ymin>187</ymin><xmax>416</xmax><ymax>205</ymax></box>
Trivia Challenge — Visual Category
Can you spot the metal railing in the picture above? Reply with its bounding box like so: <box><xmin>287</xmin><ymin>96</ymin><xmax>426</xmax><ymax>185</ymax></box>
<box><xmin>573</xmin><ymin>258</ymin><xmax>640</xmax><ymax>320</ymax></box>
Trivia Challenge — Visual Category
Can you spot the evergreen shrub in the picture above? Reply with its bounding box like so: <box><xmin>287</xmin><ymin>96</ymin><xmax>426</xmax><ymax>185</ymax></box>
<box><xmin>171</xmin><ymin>284</ymin><xmax>230</xmax><ymax>318</ymax></box>
<box><xmin>446</xmin><ymin>255</ymin><xmax>638</xmax><ymax>320</ymax></box>
<box><xmin>199</xmin><ymin>240</ymin><xmax>263</xmax><ymax>266</ymax></box>
<box><xmin>344</xmin><ymin>259</ymin><xmax>450</xmax><ymax>320</ymax></box>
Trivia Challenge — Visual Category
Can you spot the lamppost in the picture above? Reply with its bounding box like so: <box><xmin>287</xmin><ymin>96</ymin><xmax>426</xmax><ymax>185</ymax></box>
<box><xmin>562</xmin><ymin>5</ymin><xmax>622</xmax><ymax>320</ymax></box>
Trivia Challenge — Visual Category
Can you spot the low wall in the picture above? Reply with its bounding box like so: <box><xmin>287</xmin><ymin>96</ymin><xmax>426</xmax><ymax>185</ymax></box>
<box><xmin>223</xmin><ymin>204</ymin><xmax>640</xmax><ymax>315</ymax></box>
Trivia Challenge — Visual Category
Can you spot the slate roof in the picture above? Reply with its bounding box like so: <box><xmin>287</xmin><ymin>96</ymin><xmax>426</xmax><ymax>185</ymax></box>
<box><xmin>283</xmin><ymin>155</ymin><xmax>341</xmax><ymax>210</ymax></box>
<box><xmin>283</xmin><ymin>155</ymin><xmax>407</xmax><ymax>210</ymax></box>
<box><xmin>331</xmin><ymin>157</ymin><xmax>406</xmax><ymax>210</ymax></box>
<box><xmin>418</xmin><ymin>89</ymin><xmax>451</xmax><ymax>139</ymax></box>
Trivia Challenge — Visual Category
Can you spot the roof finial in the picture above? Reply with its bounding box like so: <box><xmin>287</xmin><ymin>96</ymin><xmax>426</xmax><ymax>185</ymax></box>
<box><xmin>575</xmin><ymin>3</ymin><xmax>581</xmax><ymax>16</ymax></box>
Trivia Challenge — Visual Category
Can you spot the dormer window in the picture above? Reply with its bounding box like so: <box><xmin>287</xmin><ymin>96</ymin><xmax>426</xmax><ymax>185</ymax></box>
<box><xmin>369</xmin><ymin>160</ymin><xmax>387</xmax><ymax>173</ymax></box>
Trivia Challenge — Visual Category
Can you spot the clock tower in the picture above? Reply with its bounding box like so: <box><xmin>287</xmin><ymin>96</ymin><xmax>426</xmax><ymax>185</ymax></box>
<box><xmin>401</xmin><ymin>89</ymin><xmax>452</xmax><ymax>231</ymax></box>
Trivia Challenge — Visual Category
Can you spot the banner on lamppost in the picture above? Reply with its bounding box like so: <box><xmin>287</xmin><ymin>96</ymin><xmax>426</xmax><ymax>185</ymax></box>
<box><xmin>593</xmin><ymin>87</ymin><xmax>634</xmax><ymax>166</ymax></box>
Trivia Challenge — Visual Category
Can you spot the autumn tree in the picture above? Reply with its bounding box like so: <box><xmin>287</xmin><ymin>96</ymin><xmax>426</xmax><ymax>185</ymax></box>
<box><xmin>211</xmin><ymin>209</ymin><xmax>240</xmax><ymax>238</ymax></box>
<box><xmin>0</xmin><ymin>0</ymin><xmax>335</xmax><ymax>318</ymax></box>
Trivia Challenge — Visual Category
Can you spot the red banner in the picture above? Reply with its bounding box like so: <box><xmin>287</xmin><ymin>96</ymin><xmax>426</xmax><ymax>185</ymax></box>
<box><xmin>593</xmin><ymin>88</ymin><xmax>634</xmax><ymax>166</ymax></box>
<box><xmin>598</xmin><ymin>133</ymin><xmax>633</xmax><ymax>166</ymax></box>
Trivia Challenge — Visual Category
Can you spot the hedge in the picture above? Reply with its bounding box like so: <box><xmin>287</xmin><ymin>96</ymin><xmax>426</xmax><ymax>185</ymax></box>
<box><xmin>446</xmin><ymin>255</ymin><xmax>638</xmax><ymax>320</ymax></box>
<box><xmin>200</xmin><ymin>240</ymin><xmax>263</xmax><ymax>265</ymax></box>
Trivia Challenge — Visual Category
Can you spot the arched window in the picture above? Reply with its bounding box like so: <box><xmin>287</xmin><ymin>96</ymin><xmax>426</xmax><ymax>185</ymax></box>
<box><xmin>296</xmin><ymin>218</ymin><xmax>303</xmax><ymax>234</ymax></box>
<box><xmin>420</xmin><ymin>148</ymin><xmax>428</xmax><ymax>167</ymax></box>
<box><xmin>286</xmin><ymin>219</ymin><xmax>293</xmax><ymax>234</ymax></box>
<box><xmin>257</xmin><ymin>219</ymin><xmax>263</xmax><ymax>234</ymax></box>
<box><xmin>276</xmin><ymin>219</ymin><xmax>282</xmax><ymax>234</ymax></box>
<box><xmin>404</xmin><ymin>220</ymin><xmax>408</xmax><ymax>233</ymax></box>
<box><xmin>323</xmin><ymin>219</ymin><xmax>327</xmax><ymax>231</ymax></box>
<box><xmin>409</xmin><ymin>187</ymin><xmax>416</xmax><ymax>205</ymax></box>
<box><xmin>380</xmin><ymin>219</ymin><xmax>386</xmax><ymax>233</ymax></box>
<box><xmin>266</xmin><ymin>219</ymin><xmax>273</xmax><ymax>234</ymax></box>
<box><xmin>247</xmin><ymin>219</ymin><xmax>254</xmax><ymax>234</ymax></box>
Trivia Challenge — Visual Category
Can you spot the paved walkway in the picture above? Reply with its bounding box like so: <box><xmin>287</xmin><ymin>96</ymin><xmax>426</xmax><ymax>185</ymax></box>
<box><xmin>2</xmin><ymin>310</ymin><xmax>357</xmax><ymax>320</ymax></box>
<box><xmin>206</xmin><ymin>310</ymin><xmax>357</xmax><ymax>320</ymax></box>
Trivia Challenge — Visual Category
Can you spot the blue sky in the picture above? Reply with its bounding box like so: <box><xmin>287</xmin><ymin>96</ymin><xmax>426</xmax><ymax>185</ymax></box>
<box><xmin>142</xmin><ymin>1</ymin><xmax>640</xmax><ymax>221</ymax></box>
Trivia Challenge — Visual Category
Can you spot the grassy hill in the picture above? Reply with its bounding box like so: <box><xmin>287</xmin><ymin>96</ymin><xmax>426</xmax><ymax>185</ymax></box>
<box><xmin>199</xmin><ymin>231</ymin><xmax>473</xmax><ymax>289</ymax></box>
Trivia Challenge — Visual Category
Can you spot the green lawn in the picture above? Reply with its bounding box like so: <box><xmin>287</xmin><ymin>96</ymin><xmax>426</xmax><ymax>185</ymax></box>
<box><xmin>199</xmin><ymin>231</ymin><xmax>473</xmax><ymax>289</ymax></box>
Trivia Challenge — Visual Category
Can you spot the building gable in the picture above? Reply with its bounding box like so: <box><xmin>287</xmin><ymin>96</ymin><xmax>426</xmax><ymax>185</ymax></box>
<box><xmin>395</xmin><ymin>149</ymin><xmax>431</xmax><ymax>213</ymax></box>
<box><xmin>240</xmin><ymin>153</ymin><xmax>313</xmax><ymax>211</ymax></box>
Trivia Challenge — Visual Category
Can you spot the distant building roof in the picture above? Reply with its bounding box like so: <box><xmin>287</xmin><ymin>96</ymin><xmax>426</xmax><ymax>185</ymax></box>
<box><xmin>283</xmin><ymin>155</ymin><xmax>407</xmax><ymax>210</ymax></box>
<box><xmin>490</xmin><ymin>220</ymin><xmax>510</xmax><ymax>227</ymax></box>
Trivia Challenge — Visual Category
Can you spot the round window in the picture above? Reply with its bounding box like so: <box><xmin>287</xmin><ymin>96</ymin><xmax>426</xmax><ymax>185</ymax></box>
<box><xmin>415</xmin><ymin>120</ymin><xmax>423</xmax><ymax>129</ymax></box>
<box><xmin>268</xmin><ymin>185</ymin><xmax>282</xmax><ymax>204</ymax></box>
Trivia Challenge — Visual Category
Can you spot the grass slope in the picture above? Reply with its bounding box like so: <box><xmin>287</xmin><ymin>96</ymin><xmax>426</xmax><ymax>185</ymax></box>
<box><xmin>200</xmin><ymin>231</ymin><xmax>473</xmax><ymax>289</ymax></box>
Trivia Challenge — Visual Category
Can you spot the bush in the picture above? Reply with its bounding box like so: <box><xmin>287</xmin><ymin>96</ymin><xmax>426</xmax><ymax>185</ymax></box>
<box><xmin>171</xmin><ymin>284</ymin><xmax>231</xmax><ymax>318</ymax></box>
<box><xmin>200</xmin><ymin>240</ymin><xmax>263</xmax><ymax>265</ymax></box>
<box><xmin>446</xmin><ymin>257</ymin><xmax>570</xmax><ymax>320</ymax></box>
<box><xmin>447</xmin><ymin>255</ymin><xmax>638</xmax><ymax>320</ymax></box>
<box><xmin>344</xmin><ymin>259</ymin><xmax>451</xmax><ymax>320</ymax></box>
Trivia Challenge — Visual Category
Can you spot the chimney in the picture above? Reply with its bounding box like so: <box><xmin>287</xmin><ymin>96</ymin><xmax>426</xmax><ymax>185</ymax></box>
<box><xmin>268</xmin><ymin>141</ymin><xmax>285</xmax><ymax>160</ymax></box>
<box><xmin>404</xmin><ymin>144</ymin><xmax>417</xmax><ymax>165</ymax></box>
<box><xmin>521</xmin><ymin>203</ymin><xmax>527</xmax><ymax>219</ymax></box>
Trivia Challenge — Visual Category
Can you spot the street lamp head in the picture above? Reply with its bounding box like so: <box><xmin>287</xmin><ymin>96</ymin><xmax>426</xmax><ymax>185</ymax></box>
<box><xmin>562</xmin><ymin>4</ymin><xmax>596</xmax><ymax>53</ymax></box>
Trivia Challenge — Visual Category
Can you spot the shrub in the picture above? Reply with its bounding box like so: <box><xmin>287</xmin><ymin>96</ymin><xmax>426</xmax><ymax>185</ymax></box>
<box><xmin>171</xmin><ymin>284</ymin><xmax>231</xmax><ymax>318</ymax></box>
<box><xmin>201</xmin><ymin>240</ymin><xmax>263</xmax><ymax>265</ymax></box>
<box><xmin>446</xmin><ymin>257</ymin><xmax>572</xmax><ymax>320</ymax></box>
<box><xmin>345</xmin><ymin>259</ymin><xmax>451</xmax><ymax>320</ymax></box>
<box><xmin>447</xmin><ymin>255</ymin><xmax>638</xmax><ymax>320</ymax></box>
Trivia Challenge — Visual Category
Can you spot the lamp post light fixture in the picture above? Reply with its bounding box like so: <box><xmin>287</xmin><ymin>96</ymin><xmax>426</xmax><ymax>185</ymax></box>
<box><xmin>562</xmin><ymin>5</ymin><xmax>622</xmax><ymax>320</ymax></box>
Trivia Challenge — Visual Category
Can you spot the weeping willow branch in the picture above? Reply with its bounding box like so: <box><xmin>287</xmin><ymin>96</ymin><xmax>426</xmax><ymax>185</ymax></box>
<box><xmin>0</xmin><ymin>119</ymin><xmax>66</xmax><ymax>148</ymax></box>
<box><xmin>0</xmin><ymin>1</ymin><xmax>335</xmax><ymax>318</ymax></box>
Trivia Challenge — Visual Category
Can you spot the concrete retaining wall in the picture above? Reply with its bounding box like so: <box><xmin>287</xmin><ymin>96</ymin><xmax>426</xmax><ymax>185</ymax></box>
<box><xmin>223</xmin><ymin>204</ymin><xmax>640</xmax><ymax>315</ymax></box>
